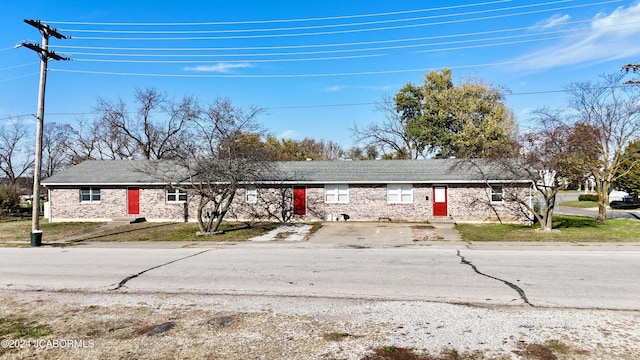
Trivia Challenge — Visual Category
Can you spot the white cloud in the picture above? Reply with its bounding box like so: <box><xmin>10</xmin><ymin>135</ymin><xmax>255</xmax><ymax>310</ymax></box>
<box><xmin>325</xmin><ymin>85</ymin><xmax>346</xmax><ymax>92</ymax></box>
<box><xmin>278</xmin><ymin>130</ymin><xmax>299</xmax><ymax>139</ymax></box>
<box><xmin>510</xmin><ymin>2</ymin><xmax>640</xmax><ymax>71</ymax></box>
<box><xmin>534</xmin><ymin>14</ymin><xmax>570</xmax><ymax>30</ymax></box>
<box><xmin>323</xmin><ymin>84</ymin><xmax>394</xmax><ymax>92</ymax></box>
<box><xmin>184</xmin><ymin>62</ymin><xmax>253</xmax><ymax>73</ymax></box>
<box><xmin>1</xmin><ymin>114</ymin><xmax>35</xmax><ymax>125</ymax></box>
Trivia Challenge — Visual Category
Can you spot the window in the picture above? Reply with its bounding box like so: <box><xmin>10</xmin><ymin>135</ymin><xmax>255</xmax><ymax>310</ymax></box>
<box><xmin>387</xmin><ymin>184</ymin><xmax>413</xmax><ymax>204</ymax></box>
<box><xmin>166</xmin><ymin>188</ymin><xmax>187</xmax><ymax>203</ymax></box>
<box><xmin>80</xmin><ymin>187</ymin><xmax>100</xmax><ymax>202</ymax></box>
<box><xmin>491</xmin><ymin>185</ymin><xmax>504</xmax><ymax>203</ymax></box>
<box><xmin>246</xmin><ymin>186</ymin><xmax>257</xmax><ymax>204</ymax></box>
<box><xmin>325</xmin><ymin>185</ymin><xmax>349</xmax><ymax>203</ymax></box>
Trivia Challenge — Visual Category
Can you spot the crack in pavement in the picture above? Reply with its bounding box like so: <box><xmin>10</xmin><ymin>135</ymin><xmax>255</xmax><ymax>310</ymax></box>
<box><xmin>456</xmin><ymin>250</ymin><xmax>534</xmax><ymax>307</ymax></box>
<box><xmin>110</xmin><ymin>250</ymin><xmax>211</xmax><ymax>291</ymax></box>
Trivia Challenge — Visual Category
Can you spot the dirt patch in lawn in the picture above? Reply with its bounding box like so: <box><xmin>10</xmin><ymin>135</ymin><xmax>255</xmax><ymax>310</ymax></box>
<box><xmin>411</xmin><ymin>225</ymin><xmax>442</xmax><ymax>241</ymax></box>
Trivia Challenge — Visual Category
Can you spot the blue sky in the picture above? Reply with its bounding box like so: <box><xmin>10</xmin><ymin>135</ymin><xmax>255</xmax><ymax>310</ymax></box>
<box><xmin>2</xmin><ymin>0</ymin><xmax>640</xmax><ymax>149</ymax></box>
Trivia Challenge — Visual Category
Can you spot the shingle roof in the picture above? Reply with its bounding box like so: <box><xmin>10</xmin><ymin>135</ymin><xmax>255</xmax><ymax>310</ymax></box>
<box><xmin>42</xmin><ymin>159</ymin><xmax>530</xmax><ymax>186</ymax></box>
<box><xmin>41</xmin><ymin>160</ymin><xmax>189</xmax><ymax>186</ymax></box>
<box><xmin>272</xmin><ymin>159</ymin><xmax>527</xmax><ymax>183</ymax></box>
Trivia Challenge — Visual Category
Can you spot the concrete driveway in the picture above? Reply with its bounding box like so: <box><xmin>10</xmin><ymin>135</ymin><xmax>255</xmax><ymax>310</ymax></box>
<box><xmin>307</xmin><ymin>221</ymin><xmax>462</xmax><ymax>247</ymax></box>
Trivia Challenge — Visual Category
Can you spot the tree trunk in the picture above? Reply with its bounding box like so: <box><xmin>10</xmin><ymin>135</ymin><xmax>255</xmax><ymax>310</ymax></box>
<box><xmin>597</xmin><ymin>196</ymin><xmax>608</xmax><ymax>223</ymax></box>
<box><xmin>211</xmin><ymin>192</ymin><xmax>235</xmax><ymax>233</ymax></box>
<box><xmin>196</xmin><ymin>198</ymin><xmax>207</xmax><ymax>233</ymax></box>
<box><xmin>541</xmin><ymin>212</ymin><xmax>554</xmax><ymax>231</ymax></box>
<box><xmin>539</xmin><ymin>193</ymin><xmax>556</xmax><ymax>231</ymax></box>
<box><xmin>596</xmin><ymin>179</ymin><xmax>608</xmax><ymax>223</ymax></box>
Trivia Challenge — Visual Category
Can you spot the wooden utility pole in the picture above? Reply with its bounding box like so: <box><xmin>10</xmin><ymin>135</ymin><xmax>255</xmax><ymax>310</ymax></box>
<box><xmin>623</xmin><ymin>64</ymin><xmax>640</xmax><ymax>85</ymax></box>
<box><xmin>19</xmin><ymin>19</ymin><xmax>69</xmax><ymax>246</ymax></box>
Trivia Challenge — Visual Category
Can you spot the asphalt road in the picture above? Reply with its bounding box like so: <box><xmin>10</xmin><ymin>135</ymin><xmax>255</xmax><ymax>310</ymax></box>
<box><xmin>1</xmin><ymin>245</ymin><xmax>638</xmax><ymax>310</ymax></box>
<box><xmin>556</xmin><ymin>192</ymin><xmax>640</xmax><ymax>220</ymax></box>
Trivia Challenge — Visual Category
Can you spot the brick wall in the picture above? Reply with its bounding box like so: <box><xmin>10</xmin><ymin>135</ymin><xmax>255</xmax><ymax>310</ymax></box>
<box><xmin>48</xmin><ymin>183</ymin><xmax>531</xmax><ymax>224</ymax></box>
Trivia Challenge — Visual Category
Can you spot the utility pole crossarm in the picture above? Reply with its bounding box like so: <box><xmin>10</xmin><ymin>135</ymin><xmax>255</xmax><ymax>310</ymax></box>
<box><xmin>623</xmin><ymin>64</ymin><xmax>640</xmax><ymax>85</ymax></box>
<box><xmin>24</xmin><ymin>19</ymin><xmax>69</xmax><ymax>40</ymax></box>
<box><xmin>19</xmin><ymin>41</ymin><xmax>70</xmax><ymax>61</ymax></box>
<box><xmin>623</xmin><ymin>64</ymin><xmax>640</xmax><ymax>73</ymax></box>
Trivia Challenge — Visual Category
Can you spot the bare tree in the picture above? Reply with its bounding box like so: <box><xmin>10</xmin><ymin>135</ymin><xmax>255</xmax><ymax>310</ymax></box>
<box><xmin>64</xmin><ymin>118</ymin><xmax>100</xmax><ymax>162</ymax></box>
<box><xmin>146</xmin><ymin>97</ymin><xmax>275</xmax><ymax>234</ymax></box>
<box><xmin>322</xmin><ymin>140</ymin><xmax>344</xmax><ymax>160</ymax></box>
<box><xmin>352</xmin><ymin>94</ymin><xmax>419</xmax><ymax>159</ymax></box>
<box><xmin>477</xmin><ymin>109</ymin><xmax>590</xmax><ymax>231</ymax></box>
<box><xmin>42</xmin><ymin>122</ymin><xmax>74</xmax><ymax>177</ymax></box>
<box><xmin>566</xmin><ymin>71</ymin><xmax>640</xmax><ymax>221</ymax></box>
<box><xmin>64</xmin><ymin>117</ymin><xmax>134</xmax><ymax>162</ymax></box>
<box><xmin>0</xmin><ymin>120</ymin><xmax>34</xmax><ymax>184</ymax></box>
<box><xmin>96</xmin><ymin>88</ymin><xmax>199</xmax><ymax>160</ymax></box>
<box><xmin>513</xmin><ymin>111</ymin><xmax>574</xmax><ymax>231</ymax></box>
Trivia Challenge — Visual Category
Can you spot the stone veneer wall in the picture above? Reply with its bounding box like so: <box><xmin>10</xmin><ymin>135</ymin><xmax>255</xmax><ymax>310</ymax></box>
<box><xmin>48</xmin><ymin>183</ymin><xmax>531</xmax><ymax>224</ymax></box>
<box><xmin>48</xmin><ymin>186</ymin><xmax>193</xmax><ymax>222</ymax></box>
<box><xmin>229</xmin><ymin>183</ymin><xmax>530</xmax><ymax>223</ymax></box>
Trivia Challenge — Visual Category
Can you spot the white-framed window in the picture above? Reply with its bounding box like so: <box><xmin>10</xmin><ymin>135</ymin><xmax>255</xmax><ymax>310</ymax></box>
<box><xmin>246</xmin><ymin>186</ymin><xmax>257</xmax><ymax>204</ymax></box>
<box><xmin>166</xmin><ymin>188</ymin><xmax>187</xmax><ymax>203</ymax></box>
<box><xmin>80</xmin><ymin>187</ymin><xmax>100</xmax><ymax>203</ymax></box>
<box><xmin>325</xmin><ymin>184</ymin><xmax>349</xmax><ymax>203</ymax></box>
<box><xmin>387</xmin><ymin>184</ymin><xmax>413</xmax><ymax>204</ymax></box>
<box><xmin>490</xmin><ymin>185</ymin><xmax>504</xmax><ymax>203</ymax></box>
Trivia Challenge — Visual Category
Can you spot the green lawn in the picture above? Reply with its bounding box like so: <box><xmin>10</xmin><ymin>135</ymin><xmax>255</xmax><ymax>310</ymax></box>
<box><xmin>69</xmin><ymin>222</ymin><xmax>280</xmax><ymax>242</ymax></box>
<box><xmin>0</xmin><ymin>219</ymin><xmax>280</xmax><ymax>245</ymax></box>
<box><xmin>0</xmin><ymin>220</ymin><xmax>104</xmax><ymax>243</ymax></box>
<box><xmin>456</xmin><ymin>215</ymin><xmax>640</xmax><ymax>242</ymax></box>
<box><xmin>558</xmin><ymin>200</ymin><xmax>599</xmax><ymax>208</ymax></box>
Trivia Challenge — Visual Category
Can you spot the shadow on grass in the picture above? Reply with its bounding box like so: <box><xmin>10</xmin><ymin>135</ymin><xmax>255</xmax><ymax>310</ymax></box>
<box><xmin>70</xmin><ymin>221</ymin><xmax>281</xmax><ymax>243</ymax></box>
<box><xmin>552</xmin><ymin>216</ymin><xmax>597</xmax><ymax>229</ymax></box>
<box><xmin>70</xmin><ymin>223</ymin><xmax>175</xmax><ymax>243</ymax></box>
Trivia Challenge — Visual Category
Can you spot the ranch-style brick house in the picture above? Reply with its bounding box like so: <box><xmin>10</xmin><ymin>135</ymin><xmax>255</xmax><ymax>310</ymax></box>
<box><xmin>41</xmin><ymin>159</ymin><xmax>534</xmax><ymax>224</ymax></box>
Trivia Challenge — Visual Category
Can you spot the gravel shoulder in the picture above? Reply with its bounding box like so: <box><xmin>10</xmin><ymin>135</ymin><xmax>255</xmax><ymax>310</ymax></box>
<box><xmin>1</xmin><ymin>290</ymin><xmax>638</xmax><ymax>359</ymax></box>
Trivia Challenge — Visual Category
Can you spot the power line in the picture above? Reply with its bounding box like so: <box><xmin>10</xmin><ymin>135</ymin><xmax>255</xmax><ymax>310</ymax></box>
<box><xmin>0</xmin><ymin>72</ymin><xmax>40</xmax><ymax>82</ymax></box>
<box><xmin>62</xmin><ymin>24</ymin><xmax>640</xmax><ymax>64</ymax></box>
<box><xmin>3</xmin><ymin>82</ymin><xmax>636</xmax><ymax>123</ymax></box>
<box><xmin>48</xmin><ymin>15</ymin><xmax>610</xmax><ymax>53</ymax></box>
<box><xmin>57</xmin><ymin>1</ymin><xmax>571</xmax><ymax>35</ymax></box>
<box><xmin>64</xmin><ymin>1</ymin><xmax>620</xmax><ymax>41</ymax></box>
<box><xmin>44</xmin><ymin>0</ymin><xmax>513</xmax><ymax>26</ymax></box>
<box><xmin>0</xmin><ymin>62</ymin><xmax>40</xmax><ymax>71</ymax></box>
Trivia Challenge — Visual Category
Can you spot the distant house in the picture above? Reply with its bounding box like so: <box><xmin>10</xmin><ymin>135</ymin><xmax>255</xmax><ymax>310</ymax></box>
<box><xmin>41</xmin><ymin>159</ymin><xmax>533</xmax><ymax>224</ymax></box>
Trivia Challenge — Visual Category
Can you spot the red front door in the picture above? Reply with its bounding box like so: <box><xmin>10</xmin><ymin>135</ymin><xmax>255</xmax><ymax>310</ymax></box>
<box><xmin>128</xmin><ymin>187</ymin><xmax>140</xmax><ymax>215</ymax></box>
<box><xmin>293</xmin><ymin>186</ymin><xmax>306</xmax><ymax>216</ymax></box>
<box><xmin>433</xmin><ymin>186</ymin><xmax>447</xmax><ymax>217</ymax></box>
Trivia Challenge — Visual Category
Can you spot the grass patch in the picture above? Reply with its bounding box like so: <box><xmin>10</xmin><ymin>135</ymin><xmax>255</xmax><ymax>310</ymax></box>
<box><xmin>73</xmin><ymin>222</ymin><xmax>279</xmax><ymax>242</ymax></box>
<box><xmin>362</xmin><ymin>347</ymin><xmax>488</xmax><ymax>360</ymax></box>
<box><xmin>323</xmin><ymin>332</ymin><xmax>351</xmax><ymax>342</ymax></box>
<box><xmin>412</xmin><ymin>224</ymin><xmax>441</xmax><ymax>241</ymax></box>
<box><xmin>513</xmin><ymin>339</ymin><xmax>588</xmax><ymax>360</ymax></box>
<box><xmin>0</xmin><ymin>317</ymin><xmax>53</xmax><ymax>339</ymax></box>
<box><xmin>274</xmin><ymin>231</ymin><xmax>296</xmax><ymax>240</ymax></box>
<box><xmin>308</xmin><ymin>222</ymin><xmax>323</xmax><ymax>236</ymax></box>
<box><xmin>559</xmin><ymin>200</ymin><xmax>599</xmax><ymax>208</ymax></box>
<box><xmin>0</xmin><ymin>220</ymin><xmax>104</xmax><ymax>243</ymax></box>
<box><xmin>456</xmin><ymin>215</ymin><xmax>640</xmax><ymax>242</ymax></box>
